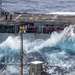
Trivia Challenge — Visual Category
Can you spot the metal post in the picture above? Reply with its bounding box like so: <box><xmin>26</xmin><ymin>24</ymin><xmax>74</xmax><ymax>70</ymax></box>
<box><xmin>15</xmin><ymin>23</ymin><xmax>17</xmax><ymax>33</ymax></box>
<box><xmin>19</xmin><ymin>25</ymin><xmax>30</xmax><ymax>75</ymax></box>
<box><xmin>20</xmin><ymin>32</ymin><xmax>23</xmax><ymax>75</ymax></box>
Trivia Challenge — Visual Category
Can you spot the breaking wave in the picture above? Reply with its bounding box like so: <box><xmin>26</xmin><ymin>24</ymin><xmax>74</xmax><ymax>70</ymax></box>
<box><xmin>0</xmin><ymin>25</ymin><xmax>75</xmax><ymax>74</ymax></box>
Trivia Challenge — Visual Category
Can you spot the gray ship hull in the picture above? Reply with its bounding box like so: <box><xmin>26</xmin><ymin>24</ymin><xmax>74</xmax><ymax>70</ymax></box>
<box><xmin>0</xmin><ymin>33</ymin><xmax>51</xmax><ymax>43</ymax></box>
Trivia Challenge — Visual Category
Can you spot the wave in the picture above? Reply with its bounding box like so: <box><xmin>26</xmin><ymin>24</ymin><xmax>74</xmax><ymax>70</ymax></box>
<box><xmin>0</xmin><ymin>25</ymin><xmax>75</xmax><ymax>74</ymax></box>
<box><xmin>49</xmin><ymin>12</ymin><xmax>75</xmax><ymax>15</ymax></box>
<box><xmin>0</xmin><ymin>25</ymin><xmax>75</xmax><ymax>56</ymax></box>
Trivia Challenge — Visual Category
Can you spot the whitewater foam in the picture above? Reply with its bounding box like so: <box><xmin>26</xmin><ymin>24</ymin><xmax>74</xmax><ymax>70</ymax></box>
<box><xmin>0</xmin><ymin>36</ymin><xmax>29</xmax><ymax>50</ymax></box>
<box><xmin>49</xmin><ymin>12</ymin><xmax>75</xmax><ymax>15</ymax></box>
<box><xmin>0</xmin><ymin>25</ymin><xmax>75</xmax><ymax>74</ymax></box>
<box><xmin>0</xmin><ymin>25</ymin><xmax>75</xmax><ymax>53</ymax></box>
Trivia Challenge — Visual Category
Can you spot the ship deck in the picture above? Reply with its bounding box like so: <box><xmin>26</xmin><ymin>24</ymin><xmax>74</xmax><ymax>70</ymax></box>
<box><xmin>0</xmin><ymin>13</ymin><xmax>75</xmax><ymax>24</ymax></box>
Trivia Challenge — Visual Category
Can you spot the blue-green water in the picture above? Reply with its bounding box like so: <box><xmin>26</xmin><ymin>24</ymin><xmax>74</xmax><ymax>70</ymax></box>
<box><xmin>0</xmin><ymin>25</ymin><xmax>75</xmax><ymax>74</ymax></box>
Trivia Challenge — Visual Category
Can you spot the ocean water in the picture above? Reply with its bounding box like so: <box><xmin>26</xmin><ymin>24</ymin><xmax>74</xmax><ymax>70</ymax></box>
<box><xmin>0</xmin><ymin>25</ymin><xmax>75</xmax><ymax>75</ymax></box>
<box><xmin>2</xmin><ymin>0</ymin><xmax>75</xmax><ymax>13</ymax></box>
<box><xmin>1</xmin><ymin>0</ymin><xmax>75</xmax><ymax>75</ymax></box>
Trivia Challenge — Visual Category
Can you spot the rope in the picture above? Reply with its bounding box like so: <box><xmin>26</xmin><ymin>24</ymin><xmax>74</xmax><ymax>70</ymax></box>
<box><xmin>23</xmin><ymin>51</ymin><xmax>30</xmax><ymax>63</ymax></box>
<box><xmin>13</xmin><ymin>14</ymin><xmax>22</xmax><ymax>21</ymax></box>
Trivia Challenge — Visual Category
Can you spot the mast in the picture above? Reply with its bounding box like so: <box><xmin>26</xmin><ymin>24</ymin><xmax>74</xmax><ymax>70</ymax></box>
<box><xmin>19</xmin><ymin>25</ymin><xmax>30</xmax><ymax>75</ymax></box>
<box><xmin>20</xmin><ymin>26</ymin><xmax>25</xmax><ymax>75</ymax></box>
<box><xmin>20</xmin><ymin>32</ymin><xmax>23</xmax><ymax>75</ymax></box>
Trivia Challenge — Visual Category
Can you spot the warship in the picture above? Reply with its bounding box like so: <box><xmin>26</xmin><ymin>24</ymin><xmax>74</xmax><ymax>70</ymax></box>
<box><xmin>1</xmin><ymin>11</ymin><xmax>75</xmax><ymax>43</ymax></box>
<box><xmin>0</xmin><ymin>0</ymin><xmax>75</xmax><ymax>42</ymax></box>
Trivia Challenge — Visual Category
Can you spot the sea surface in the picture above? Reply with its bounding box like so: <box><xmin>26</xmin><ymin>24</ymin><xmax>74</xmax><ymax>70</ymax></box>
<box><xmin>2</xmin><ymin>0</ymin><xmax>75</xmax><ymax>13</ymax></box>
<box><xmin>1</xmin><ymin>0</ymin><xmax>75</xmax><ymax>75</ymax></box>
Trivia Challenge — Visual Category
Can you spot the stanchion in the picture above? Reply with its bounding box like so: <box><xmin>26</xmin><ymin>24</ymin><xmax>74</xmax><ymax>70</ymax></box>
<box><xmin>19</xmin><ymin>26</ymin><xmax>25</xmax><ymax>75</ymax></box>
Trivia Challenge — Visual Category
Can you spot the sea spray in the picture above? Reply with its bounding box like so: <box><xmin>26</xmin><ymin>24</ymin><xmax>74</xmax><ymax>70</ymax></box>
<box><xmin>0</xmin><ymin>25</ymin><xmax>75</xmax><ymax>74</ymax></box>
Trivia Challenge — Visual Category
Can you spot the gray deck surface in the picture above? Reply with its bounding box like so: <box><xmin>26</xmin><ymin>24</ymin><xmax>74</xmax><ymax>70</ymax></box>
<box><xmin>0</xmin><ymin>13</ymin><xmax>75</xmax><ymax>24</ymax></box>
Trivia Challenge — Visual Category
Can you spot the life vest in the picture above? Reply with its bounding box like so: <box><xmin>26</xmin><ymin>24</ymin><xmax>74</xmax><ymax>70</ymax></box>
<box><xmin>41</xmin><ymin>72</ymin><xmax>45</xmax><ymax>75</ymax></box>
<box><xmin>59</xmin><ymin>27</ymin><xmax>64</xmax><ymax>30</ymax></box>
<box><xmin>30</xmin><ymin>26</ymin><xmax>33</xmax><ymax>29</ymax></box>
<box><xmin>19</xmin><ymin>26</ymin><xmax>25</xmax><ymax>31</ymax></box>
